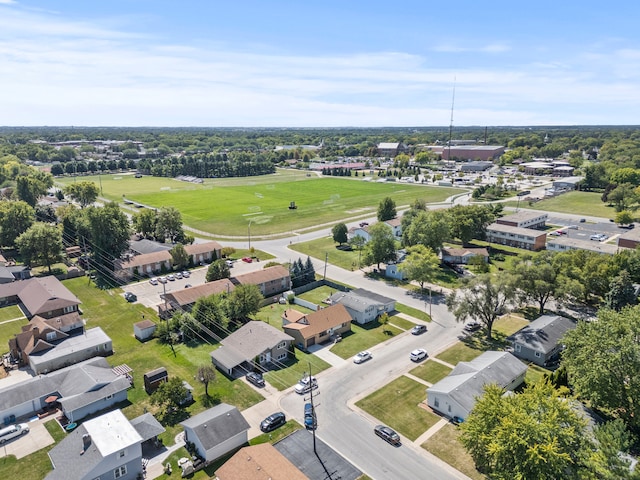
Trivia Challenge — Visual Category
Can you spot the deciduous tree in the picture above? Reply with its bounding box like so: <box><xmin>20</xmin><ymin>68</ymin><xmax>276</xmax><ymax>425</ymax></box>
<box><xmin>206</xmin><ymin>259</ymin><xmax>230</xmax><ymax>282</ymax></box>
<box><xmin>170</xmin><ymin>243</ymin><xmax>189</xmax><ymax>270</ymax></box>
<box><xmin>132</xmin><ymin>209</ymin><xmax>157</xmax><ymax>238</ymax></box>
<box><xmin>563</xmin><ymin>306</ymin><xmax>640</xmax><ymax>431</ymax></box>
<box><xmin>399</xmin><ymin>245</ymin><xmax>440</xmax><ymax>292</ymax></box>
<box><xmin>446</xmin><ymin>273</ymin><xmax>517</xmax><ymax>339</ymax></box>
<box><xmin>155</xmin><ymin>206</ymin><xmax>183</xmax><ymax>243</ymax></box>
<box><xmin>15</xmin><ymin>223</ymin><xmax>63</xmax><ymax>273</ymax></box>
<box><xmin>0</xmin><ymin>200</ymin><xmax>34</xmax><ymax>247</ymax></box>
<box><xmin>332</xmin><ymin>222</ymin><xmax>348</xmax><ymax>245</ymax></box>
<box><xmin>85</xmin><ymin>202</ymin><xmax>131</xmax><ymax>269</ymax></box>
<box><xmin>64</xmin><ymin>181</ymin><xmax>100</xmax><ymax>208</ymax></box>
<box><xmin>377</xmin><ymin>196</ymin><xmax>396</xmax><ymax>221</ymax></box>
<box><xmin>196</xmin><ymin>364</ymin><xmax>217</xmax><ymax>397</ymax></box>
<box><xmin>227</xmin><ymin>284</ymin><xmax>262</xmax><ymax>321</ymax></box>
<box><xmin>362</xmin><ymin>222</ymin><xmax>396</xmax><ymax>269</ymax></box>
<box><xmin>151</xmin><ymin>377</ymin><xmax>188</xmax><ymax>416</ymax></box>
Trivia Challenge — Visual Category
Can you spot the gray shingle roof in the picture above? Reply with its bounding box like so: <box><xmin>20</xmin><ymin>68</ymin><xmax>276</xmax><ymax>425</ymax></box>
<box><xmin>506</xmin><ymin>315</ymin><xmax>576</xmax><ymax>354</ymax></box>
<box><xmin>428</xmin><ymin>351</ymin><xmax>527</xmax><ymax>413</ymax></box>
<box><xmin>28</xmin><ymin>327</ymin><xmax>111</xmax><ymax>371</ymax></box>
<box><xmin>210</xmin><ymin>321</ymin><xmax>293</xmax><ymax>371</ymax></box>
<box><xmin>181</xmin><ymin>403</ymin><xmax>249</xmax><ymax>451</ymax></box>
<box><xmin>130</xmin><ymin>413</ymin><xmax>165</xmax><ymax>442</ymax></box>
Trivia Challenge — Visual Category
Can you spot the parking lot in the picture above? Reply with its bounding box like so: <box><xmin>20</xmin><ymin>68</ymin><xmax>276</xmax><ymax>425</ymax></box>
<box><xmin>547</xmin><ymin>218</ymin><xmax>629</xmax><ymax>244</ymax></box>
<box><xmin>122</xmin><ymin>259</ymin><xmax>274</xmax><ymax>309</ymax></box>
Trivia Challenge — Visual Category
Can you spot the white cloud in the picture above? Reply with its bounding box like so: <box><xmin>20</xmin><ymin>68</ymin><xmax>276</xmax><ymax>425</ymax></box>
<box><xmin>0</xmin><ymin>5</ymin><xmax>638</xmax><ymax>126</ymax></box>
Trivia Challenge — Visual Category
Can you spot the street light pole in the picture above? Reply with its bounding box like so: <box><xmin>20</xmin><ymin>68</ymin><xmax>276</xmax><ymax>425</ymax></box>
<box><xmin>248</xmin><ymin>220</ymin><xmax>253</xmax><ymax>251</ymax></box>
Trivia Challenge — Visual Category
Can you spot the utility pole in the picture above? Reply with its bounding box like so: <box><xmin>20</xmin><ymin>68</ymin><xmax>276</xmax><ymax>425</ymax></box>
<box><xmin>306</xmin><ymin>361</ymin><xmax>318</xmax><ymax>455</ymax></box>
<box><xmin>323</xmin><ymin>252</ymin><xmax>328</xmax><ymax>280</ymax></box>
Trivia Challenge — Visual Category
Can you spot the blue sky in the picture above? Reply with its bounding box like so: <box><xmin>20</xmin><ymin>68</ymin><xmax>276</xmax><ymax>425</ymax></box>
<box><xmin>1</xmin><ymin>0</ymin><xmax>639</xmax><ymax>127</ymax></box>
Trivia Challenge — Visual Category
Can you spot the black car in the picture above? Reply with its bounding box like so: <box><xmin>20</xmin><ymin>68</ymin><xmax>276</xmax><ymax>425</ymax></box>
<box><xmin>374</xmin><ymin>424</ymin><xmax>401</xmax><ymax>446</ymax></box>
<box><xmin>124</xmin><ymin>292</ymin><xmax>137</xmax><ymax>302</ymax></box>
<box><xmin>411</xmin><ymin>324</ymin><xmax>427</xmax><ymax>335</ymax></box>
<box><xmin>246</xmin><ymin>371</ymin><xmax>265</xmax><ymax>388</ymax></box>
<box><xmin>260</xmin><ymin>412</ymin><xmax>286</xmax><ymax>433</ymax></box>
<box><xmin>464</xmin><ymin>321</ymin><xmax>481</xmax><ymax>332</ymax></box>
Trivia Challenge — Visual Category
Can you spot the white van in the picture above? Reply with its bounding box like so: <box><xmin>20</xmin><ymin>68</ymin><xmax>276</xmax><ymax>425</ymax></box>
<box><xmin>0</xmin><ymin>423</ymin><xmax>29</xmax><ymax>443</ymax></box>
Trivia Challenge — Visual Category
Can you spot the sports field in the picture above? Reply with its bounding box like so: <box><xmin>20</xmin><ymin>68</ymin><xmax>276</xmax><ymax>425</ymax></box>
<box><xmin>56</xmin><ymin>170</ymin><xmax>460</xmax><ymax>236</ymax></box>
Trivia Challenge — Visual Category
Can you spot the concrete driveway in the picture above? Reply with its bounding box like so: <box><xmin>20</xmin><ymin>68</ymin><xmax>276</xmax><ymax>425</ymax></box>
<box><xmin>0</xmin><ymin>418</ymin><xmax>55</xmax><ymax>459</ymax></box>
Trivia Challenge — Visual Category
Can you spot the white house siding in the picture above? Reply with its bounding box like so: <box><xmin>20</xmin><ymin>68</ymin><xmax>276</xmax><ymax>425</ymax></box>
<box><xmin>427</xmin><ymin>394</ymin><xmax>467</xmax><ymax>420</ymax></box>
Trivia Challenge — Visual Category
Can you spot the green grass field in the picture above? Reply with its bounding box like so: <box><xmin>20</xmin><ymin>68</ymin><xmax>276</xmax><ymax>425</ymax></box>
<box><xmin>56</xmin><ymin>170</ymin><xmax>459</xmax><ymax>236</ymax></box>
<box><xmin>422</xmin><ymin>424</ymin><xmax>485</xmax><ymax>480</ymax></box>
<box><xmin>329</xmin><ymin>320</ymin><xmax>402</xmax><ymax>359</ymax></box>
<box><xmin>503</xmin><ymin>191</ymin><xmax>616</xmax><ymax>219</ymax></box>
<box><xmin>409</xmin><ymin>361</ymin><xmax>452</xmax><ymax>384</ymax></box>
<box><xmin>355</xmin><ymin>376</ymin><xmax>440</xmax><ymax>441</ymax></box>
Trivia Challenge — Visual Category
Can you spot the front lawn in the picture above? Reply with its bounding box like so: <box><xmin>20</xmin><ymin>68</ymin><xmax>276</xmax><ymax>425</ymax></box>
<box><xmin>263</xmin><ymin>352</ymin><xmax>331</xmax><ymax>391</ymax></box>
<box><xmin>394</xmin><ymin>303</ymin><xmax>431</xmax><ymax>323</ymax></box>
<box><xmin>422</xmin><ymin>423</ymin><xmax>485</xmax><ymax>480</ymax></box>
<box><xmin>435</xmin><ymin>342</ymin><xmax>484</xmax><ymax>365</ymax></box>
<box><xmin>355</xmin><ymin>376</ymin><xmax>440</xmax><ymax>441</ymax></box>
<box><xmin>329</xmin><ymin>320</ymin><xmax>402</xmax><ymax>359</ymax></box>
<box><xmin>0</xmin><ymin>317</ymin><xmax>27</xmax><ymax>356</ymax></box>
<box><xmin>525</xmin><ymin>363</ymin><xmax>549</xmax><ymax>385</ymax></box>
<box><xmin>409</xmin><ymin>361</ymin><xmax>452</xmax><ymax>385</ymax></box>
<box><xmin>290</xmin><ymin>235</ymin><xmax>362</xmax><ymax>271</ymax></box>
<box><xmin>296</xmin><ymin>285</ymin><xmax>337</xmax><ymax>305</ymax></box>
<box><xmin>249</xmin><ymin>420</ymin><xmax>302</xmax><ymax>445</ymax></box>
<box><xmin>0</xmin><ymin>305</ymin><xmax>24</xmax><ymax>322</ymax></box>
<box><xmin>387</xmin><ymin>314</ymin><xmax>416</xmax><ymax>330</ymax></box>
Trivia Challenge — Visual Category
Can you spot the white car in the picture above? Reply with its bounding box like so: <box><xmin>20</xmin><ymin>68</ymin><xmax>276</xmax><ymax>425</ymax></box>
<box><xmin>149</xmin><ymin>277</ymin><xmax>158</xmax><ymax>286</ymax></box>
<box><xmin>410</xmin><ymin>348</ymin><xmax>428</xmax><ymax>362</ymax></box>
<box><xmin>158</xmin><ymin>276</ymin><xmax>168</xmax><ymax>284</ymax></box>
<box><xmin>167</xmin><ymin>274</ymin><xmax>175</xmax><ymax>281</ymax></box>
<box><xmin>182</xmin><ymin>270</ymin><xmax>191</xmax><ymax>278</ymax></box>
<box><xmin>174</xmin><ymin>271</ymin><xmax>183</xmax><ymax>279</ymax></box>
<box><xmin>294</xmin><ymin>376</ymin><xmax>318</xmax><ymax>395</ymax></box>
<box><xmin>353</xmin><ymin>351</ymin><xmax>372</xmax><ymax>364</ymax></box>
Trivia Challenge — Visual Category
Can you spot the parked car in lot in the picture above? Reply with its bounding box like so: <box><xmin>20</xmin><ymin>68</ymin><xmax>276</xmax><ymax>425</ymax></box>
<box><xmin>411</xmin><ymin>324</ymin><xmax>427</xmax><ymax>335</ymax></box>
<box><xmin>182</xmin><ymin>270</ymin><xmax>191</xmax><ymax>278</ymax></box>
<box><xmin>294</xmin><ymin>376</ymin><xmax>318</xmax><ymax>394</ymax></box>
<box><xmin>260</xmin><ymin>412</ymin><xmax>286</xmax><ymax>433</ymax></box>
<box><xmin>174</xmin><ymin>271</ymin><xmax>183</xmax><ymax>279</ymax></box>
<box><xmin>374</xmin><ymin>424</ymin><xmax>401</xmax><ymax>446</ymax></box>
<box><xmin>167</xmin><ymin>274</ymin><xmax>175</xmax><ymax>281</ymax></box>
<box><xmin>242</xmin><ymin>257</ymin><xmax>253</xmax><ymax>263</ymax></box>
<box><xmin>353</xmin><ymin>351</ymin><xmax>372</xmax><ymax>364</ymax></box>
<box><xmin>124</xmin><ymin>292</ymin><xmax>137</xmax><ymax>302</ymax></box>
<box><xmin>464</xmin><ymin>321</ymin><xmax>481</xmax><ymax>332</ymax></box>
<box><xmin>149</xmin><ymin>277</ymin><xmax>159</xmax><ymax>286</ymax></box>
<box><xmin>410</xmin><ymin>348</ymin><xmax>428</xmax><ymax>362</ymax></box>
<box><xmin>304</xmin><ymin>403</ymin><xmax>317</xmax><ymax>430</ymax></box>
<box><xmin>246</xmin><ymin>371</ymin><xmax>265</xmax><ymax>387</ymax></box>
<box><xmin>226</xmin><ymin>260</ymin><xmax>233</xmax><ymax>267</ymax></box>
<box><xmin>158</xmin><ymin>276</ymin><xmax>167</xmax><ymax>284</ymax></box>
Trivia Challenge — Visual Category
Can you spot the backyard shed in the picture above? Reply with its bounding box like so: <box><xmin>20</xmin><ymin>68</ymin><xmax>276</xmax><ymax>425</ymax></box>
<box><xmin>144</xmin><ymin>367</ymin><xmax>168</xmax><ymax>394</ymax></box>
<box><xmin>134</xmin><ymin>319</ymin><xmax>157</xmax><ymax>341</ymax></box>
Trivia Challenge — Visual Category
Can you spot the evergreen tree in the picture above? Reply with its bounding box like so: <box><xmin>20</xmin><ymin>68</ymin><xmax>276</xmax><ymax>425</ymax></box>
<box><xmin>304</xmin><ymin>256</ymin><xmax>316</xmax><ymax>283</ymax></box>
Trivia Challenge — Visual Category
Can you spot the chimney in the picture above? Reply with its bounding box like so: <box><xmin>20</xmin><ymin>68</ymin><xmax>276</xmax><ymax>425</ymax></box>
<box><xmin>80</xmin><ymin>433</ymin><xmax>92</xmax><ymax>454</ymax></box>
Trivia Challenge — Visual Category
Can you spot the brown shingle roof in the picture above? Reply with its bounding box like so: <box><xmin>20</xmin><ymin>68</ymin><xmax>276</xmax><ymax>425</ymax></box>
<box><xmin>283</xmin><ymin>304</ymin><xmax>352</xmax><ymax>340</ymax></box>
<box><xmin>116</xmin><ymin>250</ymin><xmax>171</xmax><ymax>269</ymax></box>
<box><xmin>233</xmin><ymin>265</ymin><xmax>290</xmax><ymax>286</ymax></box>
<box><xmin>184</xmin><ymin>241</ymin><xmax>222</xmax><ymax>255</ymax></box>
<box><xmin>0</xmin><ymin>277</ymin><xmax>81</xmax><ymax>317</ymax></box>
<box><xmin>165</xmin><ymin>279</ymin><xmax>235</xmax><ymax>307</ymax></box>
<box><xmin>215</xmin><ymin>443</ymin><xmax>309</xmax><ymax>480</ymax></box>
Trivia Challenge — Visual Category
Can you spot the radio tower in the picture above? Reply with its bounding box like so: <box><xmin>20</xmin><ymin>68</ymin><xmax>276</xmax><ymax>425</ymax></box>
<box><xmin>447</xmin><ymin>78</ymin><xmax>456</xmax><ymax>161</ymax></box>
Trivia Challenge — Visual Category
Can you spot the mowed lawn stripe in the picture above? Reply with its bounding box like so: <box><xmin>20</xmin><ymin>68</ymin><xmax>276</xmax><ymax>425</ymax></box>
<box><xmin>58</xmin><ymin>172</ymin><xmax>459</xmax><ymax>236</ymax></box>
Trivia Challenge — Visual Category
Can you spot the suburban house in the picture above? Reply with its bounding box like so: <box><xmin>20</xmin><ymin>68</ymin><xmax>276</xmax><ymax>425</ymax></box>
<box><xmin>46</xmin><ymin>409</ymin><xmax>143</xmax><ymax>480</ymax></box>
<box><xmin>384</xmin><ymin>217</ymin><xmax>402</xmax><ymax>239</ymax></box>
<box><xmin>506</xmin><ymin>315</ymin><xmax>577</xmax><ymax>367</ymax></box>
<box><xmin>9</xmin><ymin>317</ymin><xmax>113</xmax><ymax>374</ymax></box>
<box><xmin>329</xmin><ymin>288</ymin><xmax>395</xmax><ymax>324</ymax></box>
<box><xmin>210</xmin><ymin>321</ymin><xmax>294</xmax><ymax>376</ymax></box>
<box><xmin>184</xmin><ymin>241</ymin><xmax>222</xmax><ymax>265</ymax></box>
<box><xmin>496</xmin><ymin>211</ymin><xmax>548</xmax><ymax>229</ymax></box>
<box><xmin>441</xmin><ymin>247</ymin><xmax>489</xmax><ymax>265</ymax></box>
<box><xmin>0</xmin><ymin>276</ymin><xmax>81</xmax><ymax>319</ymax></box>
<box><xmin>427</xmin><ymin>351</ymin><xmax>527</xmax><ymax>421</ymax></box>
<box><xmin>0</xmin><ymin>357</ymin><xmax>130</xmax><ymax>425</ymax></box>
<box><xmin>231</xmin><ymin>265</ymin><xmax>291</xmax><ymax>298</ymax></box>
<box><xmin>180</xmin><ymin>403</ymin><xmax>250</xmax><ymax>464</ymax></box>
<box><xmin>618</xmin><ymin>228</ymin><xmax>640</xmax><ymax>250</ymax></box>
<box><xmin>133</xmin><ymin>318</ymin><xmax>156</xmax><ymax>341</ymax></box>
<box><xmin>485</xmin><ymin>223</ymin><xmax>547</xmax><ymax>251</ymax></box>
<box><xmin>215</xmin><ymin>443</ymin><xmax>309</xmax><ymax>480</ymax></box>
<box><xmin>129</xmin><ymin>412</ymin><xmax>166</xmax><ymax>454</ymax></box>
<box><xmin>547</xmin><ymin>236</ymin><xmax>620</xmax><ymax>255</ymax></box>
<box><xmin>282</xmin><ymin>304</ymin><xmax>352</xmax><ymax>348</ymax></box>
<box><xmin>159</xmin><ymin>279</ymin><xmax>235</xmax><ymax>318</ymax></box>
<box><xmin>347</xmin><ymin>225</ymin><xmax>371</xmax><ymax>243</ymax></box>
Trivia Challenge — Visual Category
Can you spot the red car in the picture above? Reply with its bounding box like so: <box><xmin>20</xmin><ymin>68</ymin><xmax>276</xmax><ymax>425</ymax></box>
<box><xmin>242</xmin><ymin>257</ymin><xmax>253</xmax><ymax>263</ymax></box>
